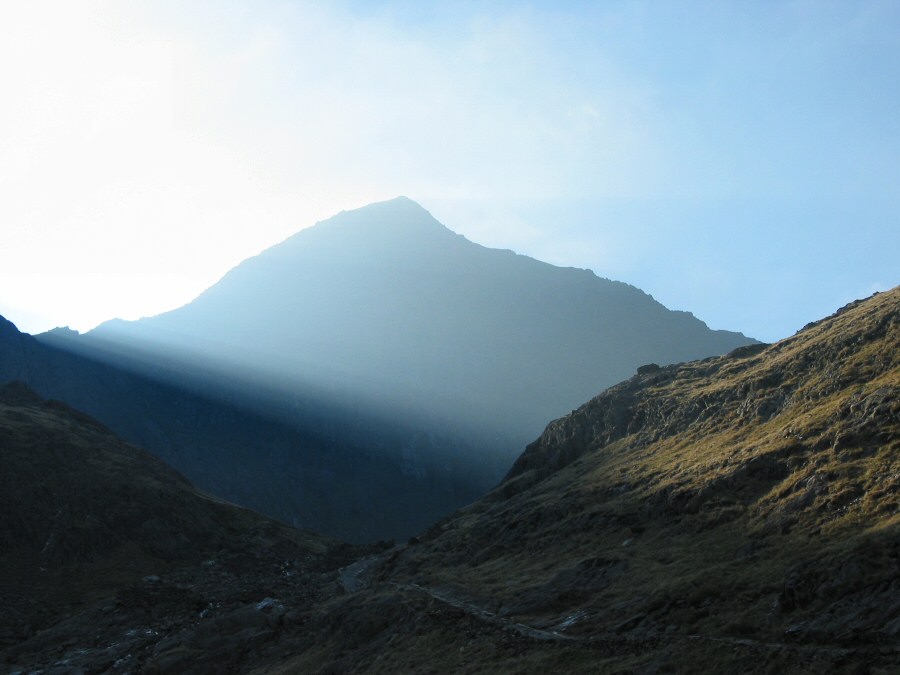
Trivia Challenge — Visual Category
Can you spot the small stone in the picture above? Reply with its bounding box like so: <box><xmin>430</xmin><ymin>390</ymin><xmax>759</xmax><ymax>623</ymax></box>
<box><xmin>254</xmin><ymin>597</ymin><xmax>281</xmax><ymax>613</ymax></box>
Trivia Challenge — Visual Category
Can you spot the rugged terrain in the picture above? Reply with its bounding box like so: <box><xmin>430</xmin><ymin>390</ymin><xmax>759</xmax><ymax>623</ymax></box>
<box><xmin>291</xmin><ymin>287</ymin><xmax>899</xmax><ymax>673</ymax></box>
<box><xmin>3</xmin><ymin>289</ymin><xmax>896</xmax><ymax>673</ymax></box>
<box><xmin>0</xmin><ymin>315</ymin><xmax>480</xmax><ymax>543</ymax></box>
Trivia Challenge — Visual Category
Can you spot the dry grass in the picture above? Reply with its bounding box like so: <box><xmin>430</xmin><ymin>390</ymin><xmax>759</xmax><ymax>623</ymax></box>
<box><xmin>362</xmin><ymin>288</ymin><xmax>900</xmax><ymax>673</ymax></box>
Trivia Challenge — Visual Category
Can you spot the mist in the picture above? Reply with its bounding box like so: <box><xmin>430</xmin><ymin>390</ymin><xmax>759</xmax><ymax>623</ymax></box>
<box><xmin>36</xmin><ymin>198</ymin><xmax>756</xmax><ymax>540</ymax></box>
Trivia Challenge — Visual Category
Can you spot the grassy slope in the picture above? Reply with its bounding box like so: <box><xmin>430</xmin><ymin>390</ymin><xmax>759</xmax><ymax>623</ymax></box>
<box><xmin>291</xmin><ymin>288</ymin><xmax>898</xmax><ymax>674</ymax></box>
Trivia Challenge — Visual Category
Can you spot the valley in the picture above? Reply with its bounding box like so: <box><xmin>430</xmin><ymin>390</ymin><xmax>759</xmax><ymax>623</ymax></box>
<box><xmin>1</xmin><ymin>287</ymin><xmax>896</xmax><ymax>673</ymax></box>
<box><xmin>3</xmin><ymin>2</ymin><xmax>897</xmax><ymax>672</ymax></box>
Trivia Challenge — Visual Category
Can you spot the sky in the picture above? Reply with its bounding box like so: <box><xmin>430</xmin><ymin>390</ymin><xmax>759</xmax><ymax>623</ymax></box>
<box><xmin>0</xmin><ymin>0</ymin><xmax>897</xmax><ymax>343</ymax></box>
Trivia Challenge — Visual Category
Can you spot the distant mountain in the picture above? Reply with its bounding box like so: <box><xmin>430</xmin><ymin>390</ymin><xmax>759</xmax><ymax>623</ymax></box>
<box><xmin>0</xmin><ymin>382</ymin><xmax>369</xmax><ymax>673</ymax></box>
<box><xmin>66</xmin><ymin>197</ymin><xmax>754</xmax><ymax>444</ymax></box>
<box><xmin>35</xmin><ymin>197</ymin><xmax>755</xmax><ymax>541</ymax></box>
<box><xmin>324</xmin><ymin>287</ymin><xmax>896</xmax><ymax>673</ymax></box>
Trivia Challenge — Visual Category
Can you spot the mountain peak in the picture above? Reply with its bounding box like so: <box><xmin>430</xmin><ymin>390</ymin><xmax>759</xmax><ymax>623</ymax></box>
<box><xmin>37</xmin><ymin>199</ymin><xmax>755</xmax><ymax>543</ymax></box>
<box><xmin>255</xmin><ymin>196</ymin><xmax>459</xmax><ymax>270</ymax></box>
<box><xmin>331</xmin><ymin>195</ymin><xmax>432</xmax><ymax>220</ymax></box>
<box><xmin>0</xmin><ymin>314</ymin><xmax>20</xmax><ymax>337</ymax></box>
<box><xmin>357</xmin><ymin>194</ymin><xmax>426</xmax><ymax>211</ymax></box>
<box><xmin>304</xmin><ymin>196</ymin><xmax>450</xmax><ymax>242</ymax></box>
<box><xmin>75</xmin><ymin>197</ymin><xmax>757</xmax><ymax>447</ymax></box>
<box><xmin>41</xmin><ymin>326</ymin><xmax>81</xmax><ymax>340</ymax></box>
<box><xmin>375</xmin><ymin>194</ymin><xmax>419</xmax><ymax>207</ymax></box>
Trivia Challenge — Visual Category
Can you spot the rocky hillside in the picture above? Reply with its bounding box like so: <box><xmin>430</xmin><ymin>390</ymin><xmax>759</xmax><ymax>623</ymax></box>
<box><xmin>298</xmin><ymin>288</ymin><xmax>899</xmax><ymax>673</ymax></box>
<box><xmin>0</xmin><ymin>382</ymin><xmax>372</xmax><ymax>674</ymax></box>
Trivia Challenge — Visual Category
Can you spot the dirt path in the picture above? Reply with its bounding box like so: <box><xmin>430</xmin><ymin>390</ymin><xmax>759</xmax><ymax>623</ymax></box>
<box><xmin>338</xmin><ymin>554</ymin><xmax>384</xmax><ymax>593</ymax></box>
<box><xmin>339</xmin><ymin>553</ymin><xmax>580</xmax><ymax>642</ymax></box>
<box><xmin>399</xmin><ymin>582</ymin><xmax>576</xmax><ymax>641</ymax></box>
<box><xmin>337</xmin><ymin>552</ymin><xmax>895</xmax><ymax>658</ymax></box>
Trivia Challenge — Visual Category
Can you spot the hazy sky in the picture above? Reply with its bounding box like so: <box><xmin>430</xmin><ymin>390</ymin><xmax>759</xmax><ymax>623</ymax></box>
<box><xmin>1</xmin><ymin>1</ymin><xmax>897</xmax><ymax>342</ymax></box>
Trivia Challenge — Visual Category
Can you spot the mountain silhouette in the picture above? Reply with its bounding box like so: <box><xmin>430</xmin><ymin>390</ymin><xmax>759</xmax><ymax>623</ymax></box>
<box><xmin>31</xmin><ymin>197</ymin><xmax>755</xmax><ymax>541</ymax></box>
<box><xmin>69</xmin><ymin>197</ymin><xmax>754</xmax><ymax>445</ymax></box>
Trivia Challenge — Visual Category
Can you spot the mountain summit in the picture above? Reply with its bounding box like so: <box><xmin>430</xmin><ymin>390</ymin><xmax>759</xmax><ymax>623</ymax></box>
<box><xmin>74</xmin><ymin>197</ymin><xmax>755</xmax><ymax>440</ymax></box>
<box><xmin>37</xmin><ymin>198</ymin><xmax>755</xmax><ymax>540</ymax></box>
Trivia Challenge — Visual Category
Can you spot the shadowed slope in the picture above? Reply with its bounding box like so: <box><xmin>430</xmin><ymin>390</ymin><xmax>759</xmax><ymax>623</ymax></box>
<box><xmin>0</xmin><ymin>383</ymin><xmax>369</xmax><ymax>673</ymax></box>
<box><xmin>0</xmin><ymin>315</ymin><xmax>480</xmax><ymax>543</ymax></box>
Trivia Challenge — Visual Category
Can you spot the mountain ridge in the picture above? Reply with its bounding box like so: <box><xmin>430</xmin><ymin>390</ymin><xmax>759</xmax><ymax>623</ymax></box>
<box><xmin>55</xmin><ymin>197</ymin><xmax>755</xmax><ymax>442</ymax></box>
<box><xmin>26</xmin><ymin>197</ymin><xmax>757</xmax><ymax>541</ymax></box>
<box><xmin>1</xmin><ymin>314</ymin><xmax>473</xmax><ymax>543</ymax></box>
